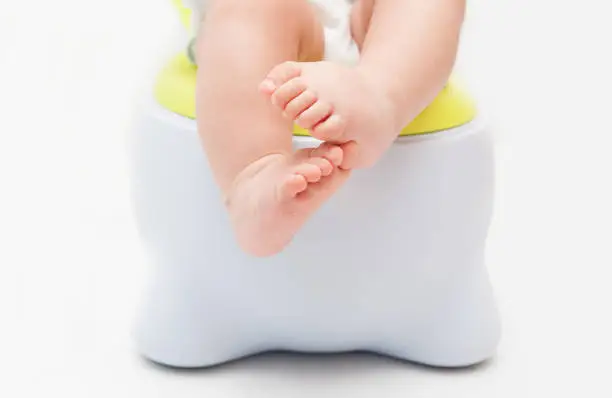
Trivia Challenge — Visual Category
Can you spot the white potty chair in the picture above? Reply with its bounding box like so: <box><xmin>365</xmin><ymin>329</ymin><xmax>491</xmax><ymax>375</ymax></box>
<box><xmin>128</xmin><ymin>2</ymin><xmax>501</xmax><ymax>369</ymax></box>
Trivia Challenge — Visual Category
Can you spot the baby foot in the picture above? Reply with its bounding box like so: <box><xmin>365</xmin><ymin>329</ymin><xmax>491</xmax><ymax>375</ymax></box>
<box><xmin>259</xmin><ymin>61</ymin><xmax>399</xmax><ymax>169</ymax></box>
<box><xmin>226</xmin><ymin>143</ymin><xmax>349</xmax><ymax>257</ymax></box>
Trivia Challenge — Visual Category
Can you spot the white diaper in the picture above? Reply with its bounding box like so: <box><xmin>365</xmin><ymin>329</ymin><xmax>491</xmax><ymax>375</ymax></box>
<box><xmin>185</xmin><ymin>0</ymin><xmax>360</xmax><ymax>66</ymax></box>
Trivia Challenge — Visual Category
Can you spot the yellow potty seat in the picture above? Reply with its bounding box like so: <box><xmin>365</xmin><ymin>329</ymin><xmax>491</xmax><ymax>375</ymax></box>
<box><xmin>157</xmin><ymin>0</ymin><xmax>477</xmax><ymax>136</ymax></box>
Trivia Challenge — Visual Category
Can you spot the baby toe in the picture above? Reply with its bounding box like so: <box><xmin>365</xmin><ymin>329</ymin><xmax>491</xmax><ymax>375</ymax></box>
<box><xmin>280</xmin><ymin>174</ymin><xmax>308</xmax><ymax>199</ymax></box>
<box><xmin>311</xmin><ymin>143</ymin><xmax>344</xmax><ymax>167</ymax></box>
<box><xmin>271</xmin><ymin>78</ymin><xmax>308</xmax><ymax>109</ymax></box>
<box><xmin>284</xmin><ymin>90</ymin><xmax>318</xmax><ymax>120</ymax></box>
<box><xmin>339</xmin><ymin>141</ymin><xmax>360</xmax><ymax>170</ymax></box>
<box><xmin>296</xmin><ymin>100</ymin><xmax>333</xmax><ymax>130</ymax></box>
<box><xmin>306</xmin><ymin>156</ymin><xmax>334</xmax><ymax>177</ymax></box>
<box><xmin>311</xmin><ymin>114</ymin><xmax>346</xmax><ymax>141</ymax></box>
<box><xmin>294</xmin><ymin>163</ymin><xmax>323</xmax><ymax>183</ymax></box>
<box><xmin>260</xmin><ymin>61</ymin><xmax>303</xmax><ymax>95</ymax></box>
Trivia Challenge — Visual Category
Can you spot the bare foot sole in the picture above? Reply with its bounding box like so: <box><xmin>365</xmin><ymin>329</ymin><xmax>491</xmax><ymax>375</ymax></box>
<box><xmin>226</xmin><ymin>143</ymin><xmax>350</xmax><ymax>257</ymax></box>
<box><xmin>259</xmin><ymin>61</ymin><xmax>398</xmax><ymax>169</ymax></box>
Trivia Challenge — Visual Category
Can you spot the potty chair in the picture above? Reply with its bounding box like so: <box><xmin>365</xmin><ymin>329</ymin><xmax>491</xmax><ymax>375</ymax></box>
<box><xmin>128</xmin><ymin>0</ymin><xmax>501</xmax><ymax>368</ymax></box>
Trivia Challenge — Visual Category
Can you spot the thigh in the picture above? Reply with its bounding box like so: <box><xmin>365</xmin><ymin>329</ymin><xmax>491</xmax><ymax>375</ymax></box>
<box><xmin>198</xmin><ymin>0</ymin><xmax>325</xmax><ymax>61</ymax></box>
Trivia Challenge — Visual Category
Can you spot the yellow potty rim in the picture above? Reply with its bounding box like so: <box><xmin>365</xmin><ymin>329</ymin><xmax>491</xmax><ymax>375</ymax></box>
<box><xmin>172</xmin><ymin>0</ymin><xmax>192</xmax><ymax>30</ymax></box>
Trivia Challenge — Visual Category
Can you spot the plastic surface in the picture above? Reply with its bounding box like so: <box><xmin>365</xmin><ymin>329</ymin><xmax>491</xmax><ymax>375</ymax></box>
<box><xmin>173</xmin><ymin>0</ymin><xmax>191</xmax><ymax>30</ymax></box>
<box><xmin>128</xmin><ymin>98</ymin><xmax>501</xmax><ymax>368</ymax></box>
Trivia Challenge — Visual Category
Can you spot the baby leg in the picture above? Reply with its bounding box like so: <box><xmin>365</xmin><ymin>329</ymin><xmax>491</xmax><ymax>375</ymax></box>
<box><xmin>261</xmin><ymin>0</ymin><xmax>463</xmax><ymax>169</ymax></box>
<box><xmin>259</xmin><ymin>0</ymin><xmax>397</xmax><ymax>169</ymax></box>
<box><xmin>195</xmin><ymin>0</ymin><xmax>350</xmax><ymax>257</ymax></box>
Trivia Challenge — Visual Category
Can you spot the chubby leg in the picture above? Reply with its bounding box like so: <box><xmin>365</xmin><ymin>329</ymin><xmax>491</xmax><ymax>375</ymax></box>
<box><xmin>259</xmin><ymin>0</ymin><xmax>393</xmax><ymax>169</ymax></box>
<box><xmin>261</xmin><ymin>0</ymin><xmax>464</xmax><ymax>169</ymax></box>
<box><xmin>195</xmin><ymin>0</ymin><xmax>350</xmax><ymax>257</ymax></box>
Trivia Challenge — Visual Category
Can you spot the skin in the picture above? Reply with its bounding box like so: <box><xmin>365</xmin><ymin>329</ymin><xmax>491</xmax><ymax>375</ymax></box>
<box><xmin>194</xmin><ymin>0</ymin><xmax>466</xmax><ymax>256</ymax></box>
<box><xmin>263</xmin><ymin>0</ymin><xmax>466</xmax><ymax>168</ymax></box>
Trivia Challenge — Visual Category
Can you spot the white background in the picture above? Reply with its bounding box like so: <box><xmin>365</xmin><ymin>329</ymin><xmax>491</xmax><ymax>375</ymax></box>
<box><xmin>1</xmin><ymin>0</ymin><xmax>611</xmax><ymax>396</ymax></box>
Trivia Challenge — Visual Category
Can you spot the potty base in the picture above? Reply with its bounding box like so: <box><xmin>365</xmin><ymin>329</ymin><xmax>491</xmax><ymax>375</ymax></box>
<box><xmin>128</xmin><ymin>97</ymin><xmax>500</xmax><ymax>368</ymax></box>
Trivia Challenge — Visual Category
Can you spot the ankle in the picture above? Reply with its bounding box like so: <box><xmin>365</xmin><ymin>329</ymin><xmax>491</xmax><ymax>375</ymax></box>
<box><xmin>355</xmin><ymin>65</ymin><xmax>405</xmax><ymax>132</ymax></box>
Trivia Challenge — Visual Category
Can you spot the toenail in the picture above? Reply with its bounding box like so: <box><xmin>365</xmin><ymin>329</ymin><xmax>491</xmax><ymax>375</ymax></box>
<box><xmin>260</xmin><ymin>79</ymin><xmax>276</xmax><ymax>93</ymax></box>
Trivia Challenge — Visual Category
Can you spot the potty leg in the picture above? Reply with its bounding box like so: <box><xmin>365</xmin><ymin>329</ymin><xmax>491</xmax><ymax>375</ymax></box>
<box><xmin>368</xmin><ymin>120</ymin><xmax>500</xmax><ymax>367</ymax></box>
<box><xmin>381</xmin><ymin>260</ymin><xmax>501</xmax><ymax>368</ymax></box>
<box><xmin>136</xmin><ymin>273</ymin><xmax>258</xmax><ymax>368</ymax></box>
<box><xmin>129</xmin><ymin>102</ymin><xmax>261</xmax><ymax>368</ymax></box>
